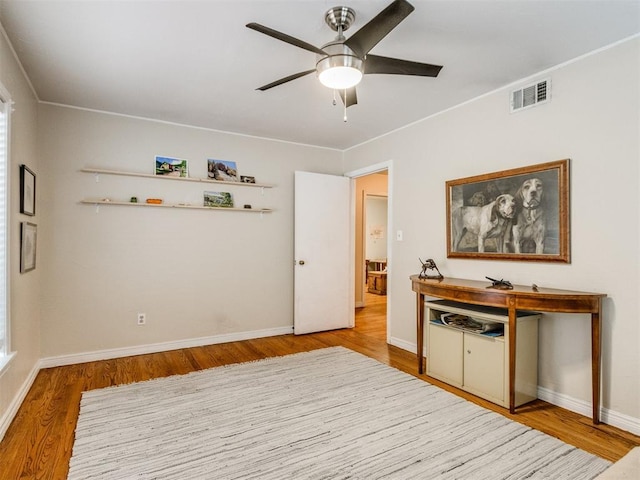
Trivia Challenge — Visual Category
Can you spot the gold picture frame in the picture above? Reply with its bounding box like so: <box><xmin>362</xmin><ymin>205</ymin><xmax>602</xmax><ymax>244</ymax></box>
<box><xmin>446</xmin><ymin>159</ymin><xmax>570</xmax><ymax>263</ymax></box>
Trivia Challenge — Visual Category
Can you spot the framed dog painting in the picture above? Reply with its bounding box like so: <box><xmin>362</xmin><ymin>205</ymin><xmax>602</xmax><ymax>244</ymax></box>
<box><xmin>446</xmin><ymin>159</ymin><xmax>570</xmax><ymax>263</ymax></box>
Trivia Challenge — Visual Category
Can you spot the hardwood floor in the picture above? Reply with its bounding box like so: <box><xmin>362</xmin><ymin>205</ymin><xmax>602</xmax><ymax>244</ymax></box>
<box><xmin>0</xmin><ymin>293</ymin><xmax>638</xmax><ymax>479</ymax></box>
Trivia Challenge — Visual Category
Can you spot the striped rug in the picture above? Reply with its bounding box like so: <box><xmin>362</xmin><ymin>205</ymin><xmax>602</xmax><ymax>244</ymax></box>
<box><xmin>68</xmin><ymin>347</ymin><xmax>610</xmax><ymax>479</ymax></box>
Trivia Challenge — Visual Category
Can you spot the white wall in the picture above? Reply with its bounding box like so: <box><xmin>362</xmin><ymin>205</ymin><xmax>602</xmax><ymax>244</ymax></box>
<box><xmin>365</xmin><ymin>196</ymin><xmax>388</xmax><ymax>261</ymax></box>
<box><xmin>0</xmin><ymin>28</ymin><xmax>41</xmax><ymax>433</ymax></box>
<box><xmin>343</xmin><ymin>38</ymin><xmax>640</xmax><ymax>427</ymax></box>
<box><xmin>37</xmin><ymin>105</ymin><xmax>343</xmax><ymax>359</ymax></box>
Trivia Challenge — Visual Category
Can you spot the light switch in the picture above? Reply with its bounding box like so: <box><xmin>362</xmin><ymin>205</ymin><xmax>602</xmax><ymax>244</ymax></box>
<box><xmin>396</xmin><ymin>230</ymin><xmax>403</xmax><ymax>241</ymax></box>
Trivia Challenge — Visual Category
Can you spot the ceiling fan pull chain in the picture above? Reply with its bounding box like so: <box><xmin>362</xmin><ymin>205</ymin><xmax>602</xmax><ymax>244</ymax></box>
<box><xmin>343</xmin><ymin>90</ymin><xmax>348</xmax><ymax>122</ymax></box>
<box><xmin>332</xmin><ymin>89</ymin><xmax>337</xmax><ymax>106</ymax></box>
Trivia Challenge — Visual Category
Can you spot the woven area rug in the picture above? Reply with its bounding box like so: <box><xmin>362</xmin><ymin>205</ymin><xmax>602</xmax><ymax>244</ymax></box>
<box><xmin>68</xmin><ymin>347</ymin><xmax>610</xmax><ymax>479</ymax></box>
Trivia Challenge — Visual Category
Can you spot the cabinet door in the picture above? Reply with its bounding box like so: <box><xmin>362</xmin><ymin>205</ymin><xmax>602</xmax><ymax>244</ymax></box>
<box><xmin>463</xmin><ymin>334</ymin><xmax>504</xmax><ymax>403</ymax></box>
<box><xmin>427</xmin><ymin>324</ymin><xmax>463</xmax><ymax>387</ymax></box>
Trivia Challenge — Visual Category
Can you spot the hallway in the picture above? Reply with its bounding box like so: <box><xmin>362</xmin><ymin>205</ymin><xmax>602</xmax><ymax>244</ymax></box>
<box><xmin>355</xmin><ymin>291</ymin><xmax>387</xmax><ymax>340</ymax></box>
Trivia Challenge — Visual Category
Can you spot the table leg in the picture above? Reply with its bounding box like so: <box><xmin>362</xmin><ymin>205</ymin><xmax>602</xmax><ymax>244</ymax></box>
<box><xmin>591</xmin><ymin>301</ymin><xmax>602</xmax><ymax>424</ymax></box>
<box><xmin>417</xmin><ymin>292</ymin><xmax>425</xmax><ymax>374</ymax></box>
<box><xmin>508</xmin><ymin>303</ymin><xmax>517</xmax><ymax>414</ymax></box>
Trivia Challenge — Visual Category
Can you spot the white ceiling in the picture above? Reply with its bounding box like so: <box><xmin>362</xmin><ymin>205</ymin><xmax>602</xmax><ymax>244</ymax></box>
<box><xmin>1</xmin><ymin>1</ymin><xmax>639</xmax><ymax>150</ymax></box>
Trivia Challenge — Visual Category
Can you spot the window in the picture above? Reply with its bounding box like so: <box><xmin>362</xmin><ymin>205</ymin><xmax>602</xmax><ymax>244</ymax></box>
<box><xmin>0</xmin><ymin>85</ymin><xmax>11</xmax><ymax>374</ymax></box>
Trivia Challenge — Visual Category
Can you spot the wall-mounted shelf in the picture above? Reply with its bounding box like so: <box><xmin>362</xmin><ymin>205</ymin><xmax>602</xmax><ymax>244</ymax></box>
<box><xmin>80</xmin><ymin>199</ymin><xmax>272</xmax><ymax>213</ymax></box>
<box><xmin>80</xmin><ymin>167</ymin><xmax>275</xmax><ymax>214</ymax></box>
<box><xmin>80</xmin><ymin>168</ymin><xmax>274</xmax><ymax>189</ymax></box>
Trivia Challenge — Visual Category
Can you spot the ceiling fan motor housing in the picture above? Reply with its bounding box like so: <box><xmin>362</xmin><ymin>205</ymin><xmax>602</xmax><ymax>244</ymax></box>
<box><xmin>325</xmin><ymin>6</ymin><xmax>356</xmax><ymax>32</ymax></box>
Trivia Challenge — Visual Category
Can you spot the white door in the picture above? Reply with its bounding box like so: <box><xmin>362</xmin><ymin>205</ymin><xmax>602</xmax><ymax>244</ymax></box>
<box><xmin>294</xmin><ymin>171</ymin><xmax>353</xmax><ymax>334</ymax></box>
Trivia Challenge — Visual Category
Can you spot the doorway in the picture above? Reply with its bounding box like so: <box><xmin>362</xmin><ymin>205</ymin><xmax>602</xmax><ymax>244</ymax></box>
<box><xmin>348</xmin><ymin>163</ymin><xmax>390</xmax><ymax>342</ymax></box>
<box><xmin>364</xmin><ymin>194</ymin><xmax>388</xmax><ymax>295</ymax></box>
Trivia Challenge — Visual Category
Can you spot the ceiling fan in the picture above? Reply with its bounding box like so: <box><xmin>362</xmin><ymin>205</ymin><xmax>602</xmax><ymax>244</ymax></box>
<box><xmin>246</xmin><ymin>0</ymin><xmax>443</xmax><ymax>110</ymax></box>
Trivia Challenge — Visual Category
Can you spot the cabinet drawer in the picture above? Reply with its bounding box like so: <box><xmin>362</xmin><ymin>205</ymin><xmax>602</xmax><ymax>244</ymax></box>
<box><xmin>463</xmin><ymin>334</ymin><xmax>505</xmax><ymax>403</ymax></box>
<box><xmin>427</xmin><ymin>324</ymin><xmax>463</xmax><ymax>387</ymax></box>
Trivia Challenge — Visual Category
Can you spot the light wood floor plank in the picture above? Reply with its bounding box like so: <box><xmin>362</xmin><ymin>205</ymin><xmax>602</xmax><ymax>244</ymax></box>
<box><xmin>0</xmin><ymin>293</ymin><xmax>638</xmax><ymax>479</ymax></box>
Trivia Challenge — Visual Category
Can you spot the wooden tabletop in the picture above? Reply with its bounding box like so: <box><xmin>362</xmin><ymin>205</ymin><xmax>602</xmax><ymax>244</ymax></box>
<box><xmin>410</xmin><ymin>275</ymin><xmax>605</xmax><ymax>312</ymax></box>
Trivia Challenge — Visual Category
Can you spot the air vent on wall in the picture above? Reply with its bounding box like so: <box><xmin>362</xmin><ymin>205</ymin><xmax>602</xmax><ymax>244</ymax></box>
<box><xmin>510</xmin><ymin>79</ymin><xmax>550</xmax><ymax>113</ymax></box>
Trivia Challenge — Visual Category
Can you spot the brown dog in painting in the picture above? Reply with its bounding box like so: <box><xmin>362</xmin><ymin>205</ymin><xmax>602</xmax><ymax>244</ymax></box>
<box><xmin>451</xmin><ymin>194</ymin><xmax>516</xmax><ymax>253</ymax></box>
<box><xmin>512</xmin><ymin>178</ymin><xmax>545</xmax><ymax>254</ymax></box>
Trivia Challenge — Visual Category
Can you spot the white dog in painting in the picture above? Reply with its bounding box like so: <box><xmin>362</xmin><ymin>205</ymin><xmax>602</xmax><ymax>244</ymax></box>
<box><xmin>451</xmin><ymin>194</ymin><xmax>516</xmax><ymax>253</ymax></box>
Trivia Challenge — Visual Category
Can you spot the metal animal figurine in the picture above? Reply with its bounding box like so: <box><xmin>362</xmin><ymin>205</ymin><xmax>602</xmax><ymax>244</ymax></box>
<box><xmin>419</xmin><ymin>258</ymin><xmax>443</xmax><ymax>280</ymax></box>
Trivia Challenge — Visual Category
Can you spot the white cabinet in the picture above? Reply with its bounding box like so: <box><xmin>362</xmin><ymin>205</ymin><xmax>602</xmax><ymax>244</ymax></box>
<box><xmin>426</xmin><ymin>299</ymin><xmax>540</xmax><ymax>408</ymax></box>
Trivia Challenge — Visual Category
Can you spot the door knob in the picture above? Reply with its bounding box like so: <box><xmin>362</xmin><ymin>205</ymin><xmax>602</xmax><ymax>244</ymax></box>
<box><xmin>298</xmin><ymin>260</ymin><xmax>305</xmax><ymax>265</ymax></box>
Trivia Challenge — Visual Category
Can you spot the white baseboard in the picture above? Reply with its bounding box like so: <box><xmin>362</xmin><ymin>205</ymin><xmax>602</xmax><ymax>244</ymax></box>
<box><xmin>390</xmin><ymin>338</ymin><xmax>640</xmax><ymax>436</ymax></box>
<box><xmin>0</xmin><ymin>361</ymin><xmax>41</xmax><ymax>441</ymax></box>
<box><xmin>537</xmin><ymin>386</ymin><xmax>640</xmax><ymax>436</ymax></box>
<box><xmin>39</xmin><ymin>326</ymin><xmax>294</xmax><ymax>368</ymax></box>
<box><xmin>389</xmin><ymin>336</ymin><xmax>417</xmax><ymax>354</ymax></box>
<box><xmin>601</xmin><ymin>408</ymin><xmax>640</xmax><ymax>436</ymax></box>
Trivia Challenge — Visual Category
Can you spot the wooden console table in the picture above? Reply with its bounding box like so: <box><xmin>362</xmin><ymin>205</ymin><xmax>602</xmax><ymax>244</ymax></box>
<box><xmin>411</xmin><ymin>275</ymin><xmax>606</xmax><ymax>424</ymax></box>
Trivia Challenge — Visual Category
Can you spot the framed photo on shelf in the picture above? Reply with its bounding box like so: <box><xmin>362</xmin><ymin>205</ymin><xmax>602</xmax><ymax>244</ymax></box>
<box><xmin>446</xmin><ymin>159</ymin><xmax>570</xmax><ymax>263</ymax></box>
<box><xmin>208</xmin><ymin>159</ymin><xmax>239</xmax><ymax>182</ymax></box>
<box><xmin>204</xmin><ymin>191</ymin><xmax>234</xmax><ymax>208</ymax></box>
<box><xmin>155</xmin><ymin>156</ymin><xmax>188</xmax><ymax>177</ymax></box>
<box><xmin>20</xmin><ymin>164</ymin><xmax>36</xmax><ymax>216</ymax></box>
<box><xmin>20</xmin><ymin>222</ymin><xmax>37</xmax><ymax>273</ymax></box>
<box><xmin>240</xmin><ymin>175</ymin><xmax>256</xmax><ymax>184</ymax></box>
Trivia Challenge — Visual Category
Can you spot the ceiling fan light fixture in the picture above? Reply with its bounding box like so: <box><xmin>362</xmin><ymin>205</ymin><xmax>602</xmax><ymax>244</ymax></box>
<box><xmin>316</xmin><ymin>54</ymin><xmax>363</xmax><ymax>90</ymax></box>
<box><xmin>318</xmin><ymin>66</ymin><xmax>363</xmax><ymax>89</ymax></box>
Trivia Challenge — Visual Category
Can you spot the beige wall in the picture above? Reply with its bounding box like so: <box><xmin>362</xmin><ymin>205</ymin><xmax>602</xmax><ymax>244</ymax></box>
<box><xmin>344</xmin><ymin>38</ymin><xmax>640</xmax><ymax>428</ymax></box>
<box><xmin>37</xmin><ymin>105</ymin><xmax>343</xmax><ymax>359</ymax></box>
<box><xmin>354</xmin><ymin>174</ymin><xmax>388</xmax><ymax>306</ymax></box>
<box><xmin>0</xmin><ymin>27</ymin><xmax>41</xmax><ymax>432</ymax></box>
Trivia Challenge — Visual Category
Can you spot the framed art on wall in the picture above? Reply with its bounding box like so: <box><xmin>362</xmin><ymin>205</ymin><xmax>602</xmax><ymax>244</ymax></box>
<box><xmin>20</xmin><ymin>222</ymin><xmax>37</xmax><ymax>273</ymax></box>
<box><xmin>20</xmin><ymin>164</ymin><xmax>36</xmax><ymax>216</ymax></box>
<box><xmin>208</xmin><ymin>159</ymin><xmax>239</xmax><ymax>182</ymax></box>
<box><xmin>203</xmin><ymin>191</ymin><xmax>234</xmax><ymax>208</ymax></box>
<box><xmin>155</xmin><ymin>156</ymin><xmax>188</xmax><ymax>177</ymax></box>
<box><xmin>446</xmin><ymin>159</ymin><xmax>570</xmax><ymax>263</ymax></box>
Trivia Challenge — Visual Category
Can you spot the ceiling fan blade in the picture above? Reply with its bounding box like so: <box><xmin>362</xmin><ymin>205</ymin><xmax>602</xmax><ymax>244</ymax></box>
<box><xmin>256</xmin><ymin>69</ymin><xmax>316</xmax><ymax>91</ymax></box>
<box><xmin>246</xmin><ymin>23</ymin><xmax>327</xmax><ymax>56</ymax></box>
<box><xmin>365</xmin><ymin>54</ymin><xmax>443</xmax><ymax>77</ymax></box>
<box><xmin>339</xmin><ymin>87</ymin><xmax>358</xmax><ymax>108</ymax></box>
<box><xmin>344</xmin><ymin>0</ymin><xmax>414</xmax><ymax>58</ymax></box>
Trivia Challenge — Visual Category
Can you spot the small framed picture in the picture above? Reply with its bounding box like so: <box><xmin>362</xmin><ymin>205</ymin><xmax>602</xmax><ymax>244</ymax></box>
<box><xmin>155</xmin><ymin>156</ymin><xmax>188</xmax><ymax>177</ymax></box>
<box><xmin>20</xmin><ymin>222</ymin><xmax>37</xmax><ymax>273</ymax></box>
<box><xmin>204</xmin><ymin>191</ymin><xmax>234</xmax><ymax>208</ymax></box>
<box><xmin>20</xmin><ymin>165</ymin><xmax>36</xmax><ymax>216</ymax></box>
<box><xmin>240</xmin><ymin>175</ymin><xmax>256</xmax><ymax>184</ymax></box>
<box><xmin>208</xmin><ymin>159</ymin><xmax>239</xmax><ymax>182</ymax></box>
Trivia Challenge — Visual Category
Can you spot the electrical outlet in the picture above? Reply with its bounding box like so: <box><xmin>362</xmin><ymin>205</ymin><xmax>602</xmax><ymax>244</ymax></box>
<box><xmin>137</xmin><ymin>313</ymin><xmax>146</xmax><ymax>325</ymax></box>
